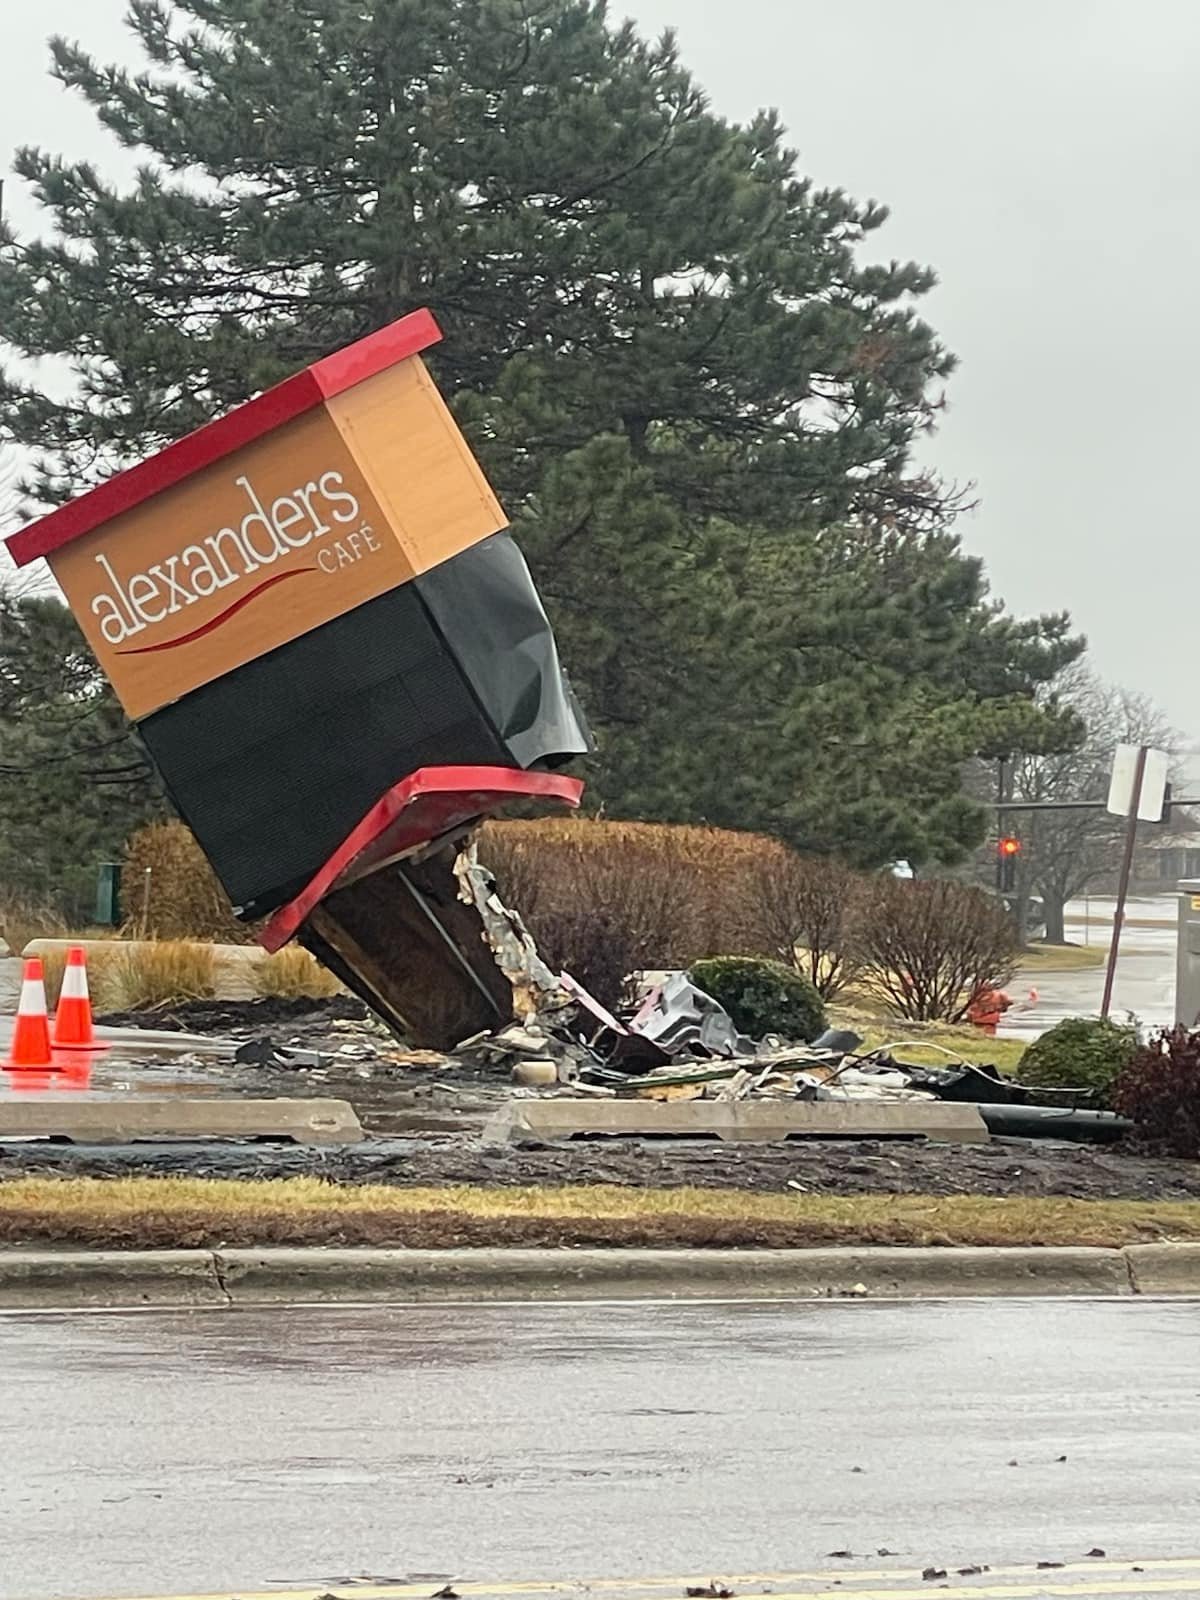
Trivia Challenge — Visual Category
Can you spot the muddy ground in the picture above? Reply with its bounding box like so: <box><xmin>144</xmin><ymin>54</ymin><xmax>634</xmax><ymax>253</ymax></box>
<box><xmin>4</xmin><ymin>1128</ymin><xmax>1200</xmax><ymax>1202</ymax></box>
<box><xmin>0</xmin><ymin>996</ymin><xmax>1192</xmax><ymax>1203</ymax></box>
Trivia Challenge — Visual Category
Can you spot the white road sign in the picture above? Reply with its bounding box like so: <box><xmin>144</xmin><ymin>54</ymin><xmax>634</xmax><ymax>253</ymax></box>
<box><xmin>1106</xmin><ymin>743</ymin><xmax>1169</xmax><ymax>820</ymax></box>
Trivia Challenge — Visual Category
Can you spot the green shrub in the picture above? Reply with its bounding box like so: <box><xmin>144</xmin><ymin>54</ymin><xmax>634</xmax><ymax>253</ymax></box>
<box><xmin>1113</xmin><ymin>1028</ymin><xmax>1200</xmax><ymax>1156</ymax></box>
<box><xmin>687</xmin><ymin>955</ymin><xmax>826</xmax><ymax>1042</ymax></box>
<box><xmin>1017</xmin><ymin>1016</ymin><xmax>1138</xmax><ymax>1105</ymax></box>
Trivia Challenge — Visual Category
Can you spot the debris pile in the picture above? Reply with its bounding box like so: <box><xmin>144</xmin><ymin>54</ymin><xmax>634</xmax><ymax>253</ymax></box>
<box><xmin>454</xmin><ymin>954</ymin><xmax>1131</xmax><ymax>1144</ymax></box>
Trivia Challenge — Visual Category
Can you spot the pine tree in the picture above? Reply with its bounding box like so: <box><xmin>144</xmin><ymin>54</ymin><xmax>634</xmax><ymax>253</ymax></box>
<box><xmin>0</xmin><ymin>0</ymin><xmax>1081</xmax><ymax>866</ymax></box>
<box><xmin>0</xmin><ymin>593</ymin><xmax>162</xmax><ymax>916</ymax></box>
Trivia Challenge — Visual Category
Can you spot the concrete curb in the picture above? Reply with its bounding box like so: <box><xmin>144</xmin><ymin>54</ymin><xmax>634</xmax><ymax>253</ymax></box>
<box><xmin>210</xmin><ymin>1244</ymin><xmax>1134</xmax><ymax>1303</ymax></box>
<box><xmin>0</xmin><ymin>1249</ymin><xmax>229</xmax><ymax>1308</ymax></box>
<box><xmin>1124</xmin><ymin>1242</ymin><xmax>1200</xmax><ymax>1294</ymax></box>
<box><xmin>3</xmin><ymin>1242</ymin><xmax>1199</xmax><ymax>1308</ymax></box>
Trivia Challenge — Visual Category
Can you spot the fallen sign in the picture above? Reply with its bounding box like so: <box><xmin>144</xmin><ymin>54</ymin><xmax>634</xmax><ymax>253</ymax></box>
<box><xmin>0</xmin><ymin>1098</ymin><xmax>362</xmax><ymax>1146</ymax></box>
<box><xmin>482</xmin><ymin>1098</ymin><xmax>989</xmax><ymax>1146</ymax></box>
<box><xmin>5</xmin><ymin>310</ymin><xmax>591</xmax><ymax>1053</ymax></box>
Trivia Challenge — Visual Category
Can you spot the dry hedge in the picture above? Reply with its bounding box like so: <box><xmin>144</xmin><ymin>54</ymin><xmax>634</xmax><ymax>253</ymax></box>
<box><xmin>124</xmin><ymin>821</ymin><xmax>251</xmax><ymax>944</ymax></box>
<box><xmin>478</xmin><ymin>817</ymin><xmax>783</xmax><ymax>1007</ymax></box>
<box><xmin>126</xmin><ymin>814</ymin><xmax>789</xmax><ymax>1010</ymax></box>
<box><xmin>123</xmin><ymin>814</ymin><xmax>1020</xmax><ymax>1024</ymax></box>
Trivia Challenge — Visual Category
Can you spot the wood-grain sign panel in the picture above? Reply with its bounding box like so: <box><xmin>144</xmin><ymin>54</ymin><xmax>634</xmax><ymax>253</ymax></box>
<box><xmin>49</xmin><ymin>351</ymin><xmax>506</xmax><ymax>720</ymax></box>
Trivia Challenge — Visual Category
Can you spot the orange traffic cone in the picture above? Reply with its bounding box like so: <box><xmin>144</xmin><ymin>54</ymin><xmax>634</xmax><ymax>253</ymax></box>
<box><xmin>52</xmin><ymin>945</ymin><xmax>106</xmax><ymax>1051</ymax></box>
<box><xmin>6</xmin><ymin>957</ymin><xmax>54</xmax><ymax>1070</ymax></box>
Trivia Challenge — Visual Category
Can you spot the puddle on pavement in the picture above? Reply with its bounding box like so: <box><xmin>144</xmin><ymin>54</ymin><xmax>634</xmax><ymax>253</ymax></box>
<box><xmin>0</xmin><ymin>1033</ymin><xmax>497</xmax><ymax>1135</ymax></box>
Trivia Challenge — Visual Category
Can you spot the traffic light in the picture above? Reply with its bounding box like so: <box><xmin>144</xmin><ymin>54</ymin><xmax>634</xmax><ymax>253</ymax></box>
<box><xmin>997</xmin><ymin>836</ymin><xmax>1021</xmax><ymax>893</ymax></box>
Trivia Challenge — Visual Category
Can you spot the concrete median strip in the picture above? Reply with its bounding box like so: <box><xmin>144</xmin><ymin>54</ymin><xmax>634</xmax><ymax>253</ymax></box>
<box><xmin>4</xmin><ymin>1240</ymin><xmax>1200</xmax><ymax>1307</ymax></box>
<box><xmin>484</xmin><ymin>1099</ymin><xmax>991</xmax><ymax>1144</ymax></box>
<box><xmin>0</xmin><ymin>1097</ymin><xmax>363</xmax><ymax>1145</ymax></box>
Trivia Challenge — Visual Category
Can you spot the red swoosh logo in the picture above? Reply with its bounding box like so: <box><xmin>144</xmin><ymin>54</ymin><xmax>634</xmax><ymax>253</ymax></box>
<box><xmin>115</xmin><ymin>568</ymin><xmax>318</xmax><ymax>655</ymax></box>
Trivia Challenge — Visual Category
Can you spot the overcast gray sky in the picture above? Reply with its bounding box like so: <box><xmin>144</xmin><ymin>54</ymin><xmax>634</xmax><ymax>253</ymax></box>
<box><xmin>3</xmin><ymin>1</ymin><xmax>1199</xmax><ymax>740</ymax></box>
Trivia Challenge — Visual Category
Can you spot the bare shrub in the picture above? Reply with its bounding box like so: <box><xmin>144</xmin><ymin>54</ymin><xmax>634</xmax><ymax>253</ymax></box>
<box><xmin>124</xmin><ymin>821</ymin><xmax>252</xmax><ymax>943</ymax></box>
<box><xmin>0</xmin><ymin>897</ymin><xmax>67</xmax><ymax>958</ymax></box>
<box><xmin>255</xmin><ymin>945</ymin><xmax>340</xmax><ymax>1001</ymax></box>
<box><xmin>478</xmin><ymin>818</ymin><xmax>781</xmax><ymax>1009</ymax></box>
<box><xmin>742</xmin><ymin>851</ymin><xmax>864</xmax><ymax>999</ymax></box>
<box><xmin>857</xmin><ymin>878</ymin><xmax>1018</xmax><ymax>1022</ymax></box>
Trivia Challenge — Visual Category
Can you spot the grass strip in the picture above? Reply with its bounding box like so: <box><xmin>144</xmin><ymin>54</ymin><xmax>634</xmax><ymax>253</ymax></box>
<box><xmin>826</xmin><ymin>1006</ymin><xmax>1028</xmax><ymax>1074</ymax></box>
<box><xmin>1017</xmin><ymin>943</ymin><xmax>1106</xmax><ymax>972</ymax></box>
<box><xmin>0</xmin><ymin>1177</ymin><xmax>1198</xmax><ymax>1250</ymax></box>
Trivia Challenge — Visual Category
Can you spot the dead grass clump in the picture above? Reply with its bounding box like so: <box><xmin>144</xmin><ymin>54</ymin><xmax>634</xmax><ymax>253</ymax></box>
<box><xmin>254</xmin><ymin>945</ymin><xmax>340</xmax><ymax>1000</ymax></box>
<box><xmin>33</xmin><ymin>947</ymin><xmax>121</xmax><ymax>1012</ymax></box>
<box><xmin>105</xmin><ymin>941</ymin><xmax>216</xmax><ymax>1011</ymax></box>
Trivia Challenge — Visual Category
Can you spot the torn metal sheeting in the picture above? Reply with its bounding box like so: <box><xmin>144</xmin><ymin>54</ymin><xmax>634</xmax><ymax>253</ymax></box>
<box><xmin>621</xmin><ymin>971</ymin><xmax>758</xmax><ymax>1062</ymax></box>
<box><xmin>0</xmin><ymin>1098</ymin><xmax>363</xmax><ymax>1146</ymax></box>
<box><xmin>453</xmin><ymin>845</ymin><xmax>572</xmax><ymax>1024</ymax></box>
<box><xmin>482</xmin><ymin>1098</ymin><xmax>990</xmax><ymax>1145</ymax></box>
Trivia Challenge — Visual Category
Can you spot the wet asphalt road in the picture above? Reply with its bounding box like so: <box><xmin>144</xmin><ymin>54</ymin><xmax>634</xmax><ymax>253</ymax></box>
<box><xmin>3</xmin><ymin>1298</ymin><xmax>1200</xmax><ymax>1600</ymax></box>
<box><xmin>1002</xmin><ymin>897</ymin><xmax>1176</xmax><ymax>1039</ymax></box>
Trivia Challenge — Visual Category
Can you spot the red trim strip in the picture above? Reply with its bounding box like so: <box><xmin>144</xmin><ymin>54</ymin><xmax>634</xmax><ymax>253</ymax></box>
<box><xmin>259</xmin><ymin>765</ymin><xmax>584</xmax><ymax>952</ymax></box>
<box><xmin>114</xmin><ymin>567</ymin><xmax>316</xmax><ymax>655</ymax></box>
<box><xmin>5</xmin><ymin>308</ymin><xmax>443</xmax><ymax>568</ymax></box>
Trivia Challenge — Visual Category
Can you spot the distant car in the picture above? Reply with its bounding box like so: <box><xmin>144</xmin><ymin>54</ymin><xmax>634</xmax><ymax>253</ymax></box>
<box><xmin>1000</xmin><ymin>893</ymin><xmax>1045</xmax><ymax>940</ymax></box>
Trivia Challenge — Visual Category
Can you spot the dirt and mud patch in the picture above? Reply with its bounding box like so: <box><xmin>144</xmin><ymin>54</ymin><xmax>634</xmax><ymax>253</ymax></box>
<box><xmin>21</xmin><ymin>994</ymin><xmax>1195</xmax><ymax>1208</ymax></box>
<box><xmin>97</xmin><ymin>995</ymin><xmax>370</xmax><ymax>1034</ymax></box>
<box><xmin>2</xmin><ymin>1129</ymin><xmax>1200</xmax><ymax>1203</ymax></box>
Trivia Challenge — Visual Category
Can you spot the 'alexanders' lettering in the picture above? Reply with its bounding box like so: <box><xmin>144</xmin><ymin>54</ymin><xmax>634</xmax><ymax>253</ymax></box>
<box><xmin>91</xmin><ymin>469</ymin><xmax>364</xmax><ymax>646</ymax></box>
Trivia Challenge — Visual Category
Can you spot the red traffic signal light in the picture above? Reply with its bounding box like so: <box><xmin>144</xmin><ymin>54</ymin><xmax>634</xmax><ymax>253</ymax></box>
<box><xmin>998</xmin><ymin>836</ymin><xmax>1022</xmax><ymax>857</ymax></box>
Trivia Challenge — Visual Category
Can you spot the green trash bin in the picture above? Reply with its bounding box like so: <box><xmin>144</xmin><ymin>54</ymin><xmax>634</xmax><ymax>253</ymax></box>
<box><xmin>95</xmin><ymin>862</ymin><xmax>121</xmax><ymax>927</ymax></box>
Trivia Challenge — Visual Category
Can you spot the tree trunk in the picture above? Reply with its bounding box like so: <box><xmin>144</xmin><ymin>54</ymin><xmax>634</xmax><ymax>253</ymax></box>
<box><xmin>1042</xmin><ymin>893</ymin><xmax>1067</xmax><ymax>946</ymax></box>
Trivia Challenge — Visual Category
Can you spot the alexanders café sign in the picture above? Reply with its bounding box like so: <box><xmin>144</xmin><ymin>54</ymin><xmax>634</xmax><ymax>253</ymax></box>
<box><xmin>6</xmin><ymin>311</ymin><xmax>506</xmax><ymax>721</ymax></box>
<box><xmin>89</xmin><ymin>458</ymin><xmax>380</xmax><ymax>650</ymax></box>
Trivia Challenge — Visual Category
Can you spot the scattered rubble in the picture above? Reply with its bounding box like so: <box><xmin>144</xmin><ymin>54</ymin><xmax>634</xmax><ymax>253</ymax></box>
<box><xmin>98</xmin><ymin>961</ymin><xmax>1133</xmax><ymax>1149</ymax></box>
<box><xmin>434</xmin><ymin>966</ymin><xmax>1130</xmax><ymax>1145</ymax></box>
<box><xmin>88</xmin><ymin>854</ymin><xmax>1129</xmax><ymax>1147</ymax></box>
